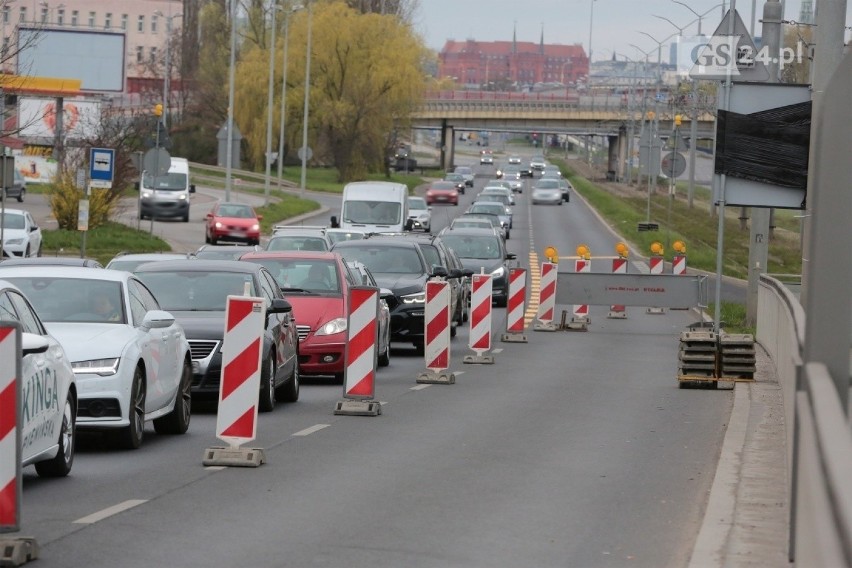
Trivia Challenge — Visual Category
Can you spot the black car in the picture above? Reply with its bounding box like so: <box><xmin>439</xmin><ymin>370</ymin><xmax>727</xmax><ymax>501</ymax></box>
<box><xmin>438</xmin><ymin>227</ymin><xmax>516</xmax><ymax>307</ymax></box>
<box><xmin>332</xmin><ymin>238</ymin><xmax>441</xmax><ymax>352</ymax></box>
<box><xmin>134</xmin><ymin>260</ymin><xmax>300</xmax><ymax>411</ymax></box>
<box><xmin>396</xmin><ymin>232</ymin><xmax>474</xmax><ymax>334</ymax></box>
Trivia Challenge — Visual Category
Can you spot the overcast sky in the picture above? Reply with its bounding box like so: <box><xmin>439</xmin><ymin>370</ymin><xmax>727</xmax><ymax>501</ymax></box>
<box><xmin>414</xmin><ymin>0</ymin><xmax>851</xmax><ymax>63</ymax></box>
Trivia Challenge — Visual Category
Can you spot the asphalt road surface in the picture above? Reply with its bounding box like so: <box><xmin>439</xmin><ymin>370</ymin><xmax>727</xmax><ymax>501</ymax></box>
<box><xmin>10</xmin><ymin>154</ymin><xmax>740</xmax><ymax>567</ymax></box>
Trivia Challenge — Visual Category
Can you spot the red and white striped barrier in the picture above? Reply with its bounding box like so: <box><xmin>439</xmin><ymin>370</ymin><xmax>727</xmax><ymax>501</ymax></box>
<box><xmin>572</xmin><ymin>257</ymin><xmax>591</xmax><ymax>320</ymax></box>
<box><xmin>464</xmin><ymin>274</ymin><xmax>494</xmax><ymax>364</ymax></box>
<box><xmin>647</xmin><ymin>256</ymin><xmax>666</xmax><ymax>314</ymax></box>
<box><xmin>501</xmin><ymin>268</ymin><xmax>528</xmax><ymax>342</ymax></box>
<box><xmin>534</xmin><ymin>262</ymin><xmax>558</xmax><ymax>331</ymax></box>
<box><xmin>418</xmin><ymin>281</ymin><xmax>455</xmax><ymax>384</ymax></box>
<box><xmin>204</xmin><ymin>296</ymin><xmax>267</xmax><ymax>467</ymax></box>
<box><xmin>608</xmin><ymin>257</ymin><xmax>628</xmax><ymax>318</ymax></box>
<box><xmin>672</xmin><ymin>254</ymin><xmax>687</xmax><ymax>275</ymax></box>
<box><xmin>335</xmin><ymin>287</ymin><xmax>382</xmax><ymax>415</ymax></box>
<box><xmin>0</xmin><ymin>322</ymin><xmax>21</xmax><ymax>532</ymax></box>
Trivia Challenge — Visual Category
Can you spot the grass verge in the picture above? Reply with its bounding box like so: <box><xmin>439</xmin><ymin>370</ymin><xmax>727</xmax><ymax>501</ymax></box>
<box><xmin>257</xmin><ymin>192</ymin><xmax>322</xmax><ymax>233</ymax></box>
<box><xmin>707</xmin><ymin>301</ymin><xmax>755</xmax><ymax>335</ymax></box>
<box><xmin>41</xmin><ymin>221</ymin><xmax>171</xmax><ymax>266</ymax></box>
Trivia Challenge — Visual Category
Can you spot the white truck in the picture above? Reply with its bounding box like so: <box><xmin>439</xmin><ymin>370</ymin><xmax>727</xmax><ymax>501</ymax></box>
<box><xmin>331</xmin><ymin>181</ymin><xmax>412</xmax><ymax>234</ymax></box>
<box><xmin>139</xmin><ymin>157</ymin><xmax>195</xmax><ymax>222</ymax></box>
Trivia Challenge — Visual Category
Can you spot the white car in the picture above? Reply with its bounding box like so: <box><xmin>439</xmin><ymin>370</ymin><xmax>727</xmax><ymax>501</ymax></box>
<box><xmin>1</xmin><ymin>208</ymin><xmax>42</xmax><ymax>257</ymax></box>
<box><xmin>0</xmin><ymin>279</ymin><xmax>77</xmax><ymax>477</ymax></box>
<box><xmin>407</xmin><ymin>196</ymin><xmax>432</xmax><ymax>232</ymax></box>
<box><xmin>481</xmin><ymin>186</ymin><xmax>516</xmax><ymax>206</ymax></box>
<box><xmin>0</xmin><ymin>267</ymin><xmax>192</xmax><ymax>449</ymax></box>
<box><xmin>531</xmin><ymin>178</ymin><xmax>564</xmax><ymax>205</ymax></box>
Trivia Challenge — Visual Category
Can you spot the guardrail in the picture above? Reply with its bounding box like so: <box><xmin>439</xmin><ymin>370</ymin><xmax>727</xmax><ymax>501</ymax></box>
<box><xmin>757</xmin><ymin>274</ymin><xmax>852</xmax><ymax>564</ymax></box>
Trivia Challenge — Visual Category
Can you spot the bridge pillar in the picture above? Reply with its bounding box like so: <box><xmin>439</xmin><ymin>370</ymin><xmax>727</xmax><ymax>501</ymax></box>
<box><xmin>440</xmin><ymin>121</ymin><xmax>455</xmax><ymax>172</ymax></box>
<box><xmin>607</xmin><ymin>134</ymin><xmax>621</xmax><ymax>181</ymax></box>
<box><xmin>614</xmin><ymin>126</ymin><xmax>628</xmax><ymax>182</ymax></box>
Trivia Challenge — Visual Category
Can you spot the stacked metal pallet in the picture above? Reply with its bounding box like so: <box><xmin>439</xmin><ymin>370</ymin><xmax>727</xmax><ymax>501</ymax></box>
<box><xmin>719</xmin><ymin>333</ymin><xmax>757</xmax><ymax>380</ymax></box>
<box><xmin>678</xmin><ymin>330</ymin><xmax>718</xmax><ymax>382</ymax></box>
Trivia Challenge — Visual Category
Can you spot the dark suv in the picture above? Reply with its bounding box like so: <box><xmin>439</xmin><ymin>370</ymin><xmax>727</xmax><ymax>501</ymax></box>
<box><xmin>332</xmin><ymin>237</ymin><xmax>445</xmax><ymax>353</ymax></box>
<box><xmin>437</xmin><ymin>227</ymin><xmax>516</xmax><ymax>307</ymax></box>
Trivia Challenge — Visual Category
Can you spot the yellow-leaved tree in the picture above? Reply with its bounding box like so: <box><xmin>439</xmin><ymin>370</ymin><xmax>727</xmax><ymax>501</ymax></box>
<box><xmin>235</xmin><ymin>1</ymin><xmax>427</xmax><ymax>181</ymax></box>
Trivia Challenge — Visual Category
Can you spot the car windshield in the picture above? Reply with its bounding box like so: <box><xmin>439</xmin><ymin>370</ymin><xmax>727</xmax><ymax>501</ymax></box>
<box><xmin>216</xmin><ymin>204</ymin><xmax>255</xmax><ymax>218</ymax></box>
<box><xmin>327</xmin><ymin>231</ymin><xmax>365</xmax><ymax>245</ymax></box>
<box><xmin>142</xmin><ymin>171</ymin><xmax>187</xmax><ymax>191</ymax></box>
<box><xmin>535</xmin><ymin>180</ymin><xmax>561</xmax><ymax>189</ymax></box>
<box><xmin>409</xmin><ymin>198</ymin><xmax>427</xmax><ymax>211</ymax></box>
<box><xmin>469</xmin><ymin>203</ymin><xmax>506</xmax><ymax>216</ymax></box>
<box><xmin>4</xmin><ymin>277</ymin><xmax>126</xmax><ymax>324</ymax></box>
<box><xmin>342</xmin><ymin>200</ymin><xmax>402</xmax><ymax>225</ymax></box>
<box><xmin>461</xmin><ymin>214</ymin><xmax>499</xmax><ymax>228</ymax></box>
<box><xmin>195</xmin><ymin>249</ymin><xmax>254</xmax><ymax>260</ymax></box>
<box><xmin>477</xmin><ymin>194</ymin><xmax>509</xmax><ymax>206</ymax></box>
<box><xmin>430</xmin><ymin>182</ymin><xmax>456</xmax><ymax>191</ymax></box>
<box><xmin>452</xmin><ymin>219</ymin><xmax>491</xmax><ymax>229</ymax></box>
<box><xmin>267</xmin><ymin>236</ymin><xmax>329</xmax><ymax>252</ymax></box>
<box><xmin>136</xmin><ymin>271</ymin><xmax>256</xmax><ymax>311</ymax></box>
<box><xmin>107</xmin><ymin>259</ymin><xmax>150</xmax><ymax>272</ymax></box>
<box><xmin>337</xmin><ymin>246</ymin><xmax>424</xmax><ymax>275</ymax></box>
<box><xmin>445</xmin><ymin>174</ymin><xmax>463</xmax><ymax>181</ymax></box>
<box><xmin>243</xmin><ymin>258</ymin><xmax>340</xmax><ymax>294</ymax></box>
<box><xmin>441</xmin><ymin>235</ymin><xmax>502</xmax><ymax>260</ymax></box>
<box><xmin>1</xmin><ymin>213</ymin><xmax>25</xmax><ymax>229</ymax></box>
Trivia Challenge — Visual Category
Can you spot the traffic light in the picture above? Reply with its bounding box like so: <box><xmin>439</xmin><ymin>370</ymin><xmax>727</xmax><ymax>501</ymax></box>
<box><xmin>153</xmin><ymin>103</ymin><xmax>163</xmax><ymax>117</ymax></box>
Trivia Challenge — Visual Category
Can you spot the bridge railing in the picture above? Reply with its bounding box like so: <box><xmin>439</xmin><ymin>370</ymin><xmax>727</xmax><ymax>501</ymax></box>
<box><xmin>757</xmin><ymin>274</ymin><xmax>852</xmax><ymax>564</ymax></box>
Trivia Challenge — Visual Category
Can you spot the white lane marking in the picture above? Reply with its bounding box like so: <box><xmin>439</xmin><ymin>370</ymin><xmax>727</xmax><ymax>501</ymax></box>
<box><xmin>453</xmin><ymin>371</ymin><xmax>465</xmax><ymax>376</ymax></box>
<box><xmin>492</xmin><ymin>348</ymin><xmax>504</xmax><ymax>354</ymax></box>
<box><xmin>411</xmin><ymin>384</ymin><xmax>431</xmax><ymax>391</ymax></box>
<box><xmin>293</xmin><ymin>424</ymin><xmax>330</xmax><ymax>437</ymax></box>
<box><xmin>74</xmin><ymin>499</ymin><xmax>148</xmax><ymax>524</ymax></box>
<box><xmin>204</xmin><ymin>466</ymin><xmax>226</xmax><ymax>471</ymax></box>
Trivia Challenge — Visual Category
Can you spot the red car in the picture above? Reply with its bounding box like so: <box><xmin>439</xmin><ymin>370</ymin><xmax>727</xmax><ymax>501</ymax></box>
<box><xmin>205</xmin><ymin>202</ymin><xmax>263</xmax><ymax>245</ymax></box>
<box><xmin>425</xmin><ymin>181</ymin><xmax>459</xmax><ymax>206</ymax></box>
<box><xmin>239</xmin><ymin>251</ymin><xmax>390</xmax><ymax>380</ymax></box>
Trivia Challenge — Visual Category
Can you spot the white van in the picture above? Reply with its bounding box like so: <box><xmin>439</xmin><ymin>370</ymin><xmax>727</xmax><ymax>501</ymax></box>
<box><xmin>333</xmin><ymin>181</ymin><xmax>411</xmax><ymax>233</ymax></box>
<box><xmin>139</xmin><ymin>157</ymin><xmax>195</xmax><ymax>222</ymax></box>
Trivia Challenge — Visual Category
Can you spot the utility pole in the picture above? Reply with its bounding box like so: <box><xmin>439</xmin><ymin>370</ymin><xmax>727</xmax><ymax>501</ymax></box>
<box><xmin>745</xmin><ymin>0</ymin><xmax>781</xmax><ymax>327</ymax></box>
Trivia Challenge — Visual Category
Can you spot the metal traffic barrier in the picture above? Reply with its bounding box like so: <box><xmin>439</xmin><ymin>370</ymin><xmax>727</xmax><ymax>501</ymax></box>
<box><xmin>566</xmin><ymin>244</ymin><xmax>591</xmax><ymax>330</ymax></box>
<box><xmin>608</xmin><ymin>242</ymin><xmax>629</xmax><ymax>319</ymax></box>
<box><xmin>501</xmin><ymin>267</ymin><xmax>528</xmax><ymax>343</ymax></box>
<box><xmin>464</xmin><ymin>273</ymin><xmax>495</xmax><ymax>364</ymax></box>
<box><xmin>647</xmin><ymin>242</ymin><xmax>667</xmax><ymax>314</ymax></box>
<box><xmin>335</xmin><ymin>286</ymin><xmax>382</xmax><ymax>416</ymax></box>
<box><xmin>203</xmin><ymin>294</ymin><xmax>267</xmax><ymax>467</ymax></box>
<box><xmin>418</xmin><ymin>280</ymin><xmax>455</xmax><ymax>384</ymax></box>
<box><xmin>534</xmin><ymin>246</ymin><xmax>559</xmax><ymax>332</ymax></box>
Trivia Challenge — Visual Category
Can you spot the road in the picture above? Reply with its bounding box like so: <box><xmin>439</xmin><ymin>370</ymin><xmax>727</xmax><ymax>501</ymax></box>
<box><xmin>10</xmin><ymin>152</ymin><xmax>738</xmax><ymax>567</ymax></box>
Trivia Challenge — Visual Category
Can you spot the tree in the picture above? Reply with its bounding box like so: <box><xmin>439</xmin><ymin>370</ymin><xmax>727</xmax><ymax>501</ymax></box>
<box><xmin>235</xmin><ymin>1</ymin><xmax>427</xmax><ymax>180</ymax></box>
<box><xmin>780</xmin><ymin>24</ymin><xmax>813</xmax><ymax>84</ymax></box>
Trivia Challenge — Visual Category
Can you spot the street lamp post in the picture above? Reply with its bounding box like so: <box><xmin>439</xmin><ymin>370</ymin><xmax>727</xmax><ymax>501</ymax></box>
<box><xmin>299</xmin><ymin>0</ymin><xmax>313</xmax><ymax>199</ymax></box>
<box><xmin>588</xmin><ymin>0</ymin><xmax>597</xmax><ymax>66</ymax></box>
<box><xmin>670</xmin><ymin>0</ymin><xmax>725</xmax><ymax>36</ymax></box>
<box><xmin>154</xmin><ymin>10</ymin><xmax>183</xmax><ymax>129</ymax></box>
<box><xmin>277</xmin><ymin>3</ymin><xmax>302</xmax><ymax>191</ymax></box>
<box><xmin>652</xmin><ymin>14</ymin><xmax>700</xmax><ymax>37</ymax></box>
<box><xmin>263</xmin><ymin>2</ymin><xmax>279</xmax><ymax>206</ymax></box>
<box><xmin>224</xmin><ymin>0</ymin><xmax>238</xmax><ymax>201</ymax></box>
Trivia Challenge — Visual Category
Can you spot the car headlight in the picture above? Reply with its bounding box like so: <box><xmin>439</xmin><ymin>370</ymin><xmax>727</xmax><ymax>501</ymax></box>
<box><xmin>316</xmin><ymin>318</ymin><xmax>347</xmax><ymax>336</ymax></box>
<box><xmin>72</xmin><ymin>358</ymin><xmax>120</xmax><ymax>376</ymax></box>
<box><xmin>491</xmin><ymin>266</ymin><xmax>506</xmax><ymax>278</ymax></box>
<box><xmin>250</xmin><ymin>224</ymin><xmax>260</xmax><ymax>231</ymax></box>
<box><xmin>141</xmin><ymin>192</ymin><xmax>152</xmax><ymax>199</ymax></box>
<box><xmin>215</xmin><ymin>222</ymin><xmax>223</xmax><ymax>228</ymax></box>
<box><xmin>6</xmin><ymin>238</ymin><xmax>23</xmax><ymax>245</ymax></box>
<box><xmin>179</xmin><ymin>194</ymin><xmax>187</xmax><ymax>200</ymax></box>
<box><xmin>401</xmin><ymin>291</ymin><xmax>426</xmax><ymax>304</ymax></box>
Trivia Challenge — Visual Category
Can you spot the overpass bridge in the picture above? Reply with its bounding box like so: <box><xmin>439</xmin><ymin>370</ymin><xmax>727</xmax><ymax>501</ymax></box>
<box><xmin>413</xmin><ymin>91</ymin><xmax>717</xmax><ymax>174</ymax></box>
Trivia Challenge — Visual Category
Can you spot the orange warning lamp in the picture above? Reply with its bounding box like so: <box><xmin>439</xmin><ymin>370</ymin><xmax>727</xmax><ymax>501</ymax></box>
<box><xmin>674</xmin><ymin>114</ymin><xmax>682</xmax><ymax>127</ymax></box>
<box><xmin>615</xmin><ymin>242</ymin><xmax>628</xmax><ymax>258</ymax></box>
<box><xmin>153</xmin><ymin>103</ymin><xmax>163</xmax><ymax>117</ymax></box>
<box><xmin>673</xmin><ymin>240</ymin><xmax>686</xmax><ymax>254</ymax></box>
<box><xmin>646</xmin><ymin>111</ymin><xmax>655</xmax><ymax>121</ymax></box>
<box><xmin>576</xmin><ymin>244</ymin><xmax>591</xmax><ymax>260</ymax></box>
<box><xmin>650</xmin><ymin>241</ymin><xmax>664</xmax><ymax>256</ymax></box>
<box><xmin>544</xmin><ymin>246</ymin><xmax>558</xmax><ymax>263</ymax></box>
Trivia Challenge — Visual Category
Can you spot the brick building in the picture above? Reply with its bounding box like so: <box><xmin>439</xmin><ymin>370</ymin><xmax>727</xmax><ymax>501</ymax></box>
<box><xmin>438</xmin><ymin>32</ymin><xmax>589</xmax><ymax>88</ymax></box>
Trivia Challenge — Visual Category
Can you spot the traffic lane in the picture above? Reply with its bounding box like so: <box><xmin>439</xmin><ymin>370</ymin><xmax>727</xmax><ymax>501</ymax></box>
<box><xmin>21</xmin><ymin>311</ymin><xmax>725</xmax><ymax>567</ymax></box>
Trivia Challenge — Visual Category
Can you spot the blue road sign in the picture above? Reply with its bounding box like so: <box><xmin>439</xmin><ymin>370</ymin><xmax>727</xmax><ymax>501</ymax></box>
<box><xmin>89</xmin><ymin>148</ymin><xmax>115</xmax><ymax>188</ymax></box>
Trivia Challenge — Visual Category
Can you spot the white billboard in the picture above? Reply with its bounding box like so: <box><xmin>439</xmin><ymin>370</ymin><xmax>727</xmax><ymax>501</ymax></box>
<box><xmin>17</xmin><ymin>28</ymin><xmax>125</xmax><ymax>92</ymax></box>
<box><xmin>18</xmin><ymin>98</ymin><xmax>102</xmax><ymax>140</ymax></box>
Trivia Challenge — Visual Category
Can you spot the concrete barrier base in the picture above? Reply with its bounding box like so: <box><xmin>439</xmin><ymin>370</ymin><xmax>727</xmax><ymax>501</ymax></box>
<box><xmin>463</xmin><ymin>353</ymin><xmax>494</xmax><ymax>365</ymax></box>
<box><xmin>500</xmin><ymin>332</ymin><xmax>528</xmax><ymax>343</ymax></box>
<box><xmin>416</xmin><ymin>370</ymin><xmax>456</xmax><ymax>384</ymax></box>
<box><xmin>203</xmin><ymin>446</ymin><xmax>266</xmax><ymax>468</ymax></box>
<box><xmin>333</xmin><ymin>399</ymin><xmax>382</xmax><ymax>416</ymax></box>
<box><xmin>0</xmin><ymin>537</ymin><xmax>39</xmax><ymax>567</ymax></box>
<box><xmin>533</xmin><ymin>321</ymin><xmax>558</xmax><ymax>332</ymax></box>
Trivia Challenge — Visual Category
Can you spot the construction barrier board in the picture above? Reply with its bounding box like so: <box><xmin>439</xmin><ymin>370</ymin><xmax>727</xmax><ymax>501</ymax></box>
<box><xmin>342</xmin><ymin>286</ymin><xmax>379</xmax><ymax>401</ymax></box>
<box><xmin>0</xmin><ymin>321</ymin><xmax>22</xmax><ymax>534</ymax></box>
<box><xmin>424</xmin><ymin>281</ymin><xmax>451</xmax><ymax>372</ymax></box>
<box><xmin>555</xmin><ymin>273</ymin><xmax>707</xmax><ymax>309</ymax></box>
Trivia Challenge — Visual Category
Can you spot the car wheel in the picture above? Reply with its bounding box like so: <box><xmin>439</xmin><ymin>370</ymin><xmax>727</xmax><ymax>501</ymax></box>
<box><xmin>378</xmin><ymin>342</ymin><xmax>390</xmax><ymax>367</ymax></box>
<box><xmin>413</xmin><ymin>341</ymin><xmax>425</xmax><ymax>355</ymax></box>
<box><xmin>24</xmin><ymin>245</ymin><xmax>30</xmax><ymax>258</ymax></box>
<box><xmin>558</xmin><ymin>201</ymin><xmax>563</xmax><ymax>206</ymax></box>
<box><xmin>154</xmin><ymin>359</ymin><xmax>192</xmax><ymax>435</ymax></box>
<box><xmin>116</xmin><ymin>366</ymin><xmax>146</xmax><ymax>450</ymax></box>
<box><xmin>182</xmin><ymin>213</ymin><xmax>189</xmax><ymax>222</ymax></box>
<box><xmin>496</xmin><ymin>295</ymin><xmax>508</xmax><ymax>308</ymax></box>
<box><xmin>275</xmin><ymin>358</ymin><xmax>300</xmax><ymax>403</ymax></box>
<box><xmin>17</xmin><ymin>189</ymin><xmax>24</xmax><ymax>203</ymax></box>
<box><xmin>36</xmin><ymin>245</ymin><xmax>42</xmax><ymax>258</ymax></box>
<box><xmin>258</xmin><ymin>355</ymin><xmax>276</xmax><ymax>412</ymax></box>
<box><xmin>450</xmin><ymin>322</ymin><xmax>457</xmax><ymax>338</ymax></box>
<box><xmin>34</xmin><ymin>391</ymin><xmax>75</xmax><ymax>477</ymax></box>
<box><xmin>210</xmin><ymin>235</ymin><xmax>219</xmax><ymax>245</ymax></box>
<box><xmin>333</xmin><ymin>373</ymin><xmax>345</xmax><ymax>384</ymax></box>
<box><xmin>505</xmin><ymin>230</ymin><xmax>510</xmax><ymax>240</ymax></box>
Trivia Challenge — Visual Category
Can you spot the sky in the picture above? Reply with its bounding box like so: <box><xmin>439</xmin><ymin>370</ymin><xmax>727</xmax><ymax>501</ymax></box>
<box><xmin>414</xmin><ymin>0</ymin><xmax>851</xmax><ymax>64</ymax></box>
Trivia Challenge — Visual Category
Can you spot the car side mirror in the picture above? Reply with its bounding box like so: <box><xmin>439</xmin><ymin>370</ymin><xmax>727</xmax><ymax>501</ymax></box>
<box><xmin>269</xmin><ymin>297</ymin><xmax>293</xmax><ymax>314</ymax></box>
<box><xmin>506</xmin><ymin>253</ymin><xmax>517</xmax><ymax>260</ymax></box>
<box><xmin>206</xmin><ymin>213</ymin><xmax>213</xmax><ymax>219</ymax></box>
<box><xmin>431</xmin><ymin>266</ymin><xmax>449</xmax><ymax>278</ymax></box>
<box><xmin>379</xmin><ymin>287</ymin><xmax>394</xmax><ymax>300</ymax></box>
<box><xmin>21</xmin><ymin>332</ymin><xmax>49</xmax><ymax>356</ymax></box>
<box><xmin>30</xmin><ymin>225</ymin><xmax>38</xmax><ymax>232</ymax></box>
<box><xmin>142</xmin><ymin>310</ymin><xmax>176</xmax><ymax>330</ymax></box>
<box><xmin>134</xmin><ymin>181</ymin><xmax>140</xmax><ymax>191</ymax></box>
<box><xmin>447</xmin><ymin>268</ymin><xmax>463</xmax><ymax>279</ymax></box>
<box><xmin>404</xmin><ymin>218</ymin><xmax>414</xmax><ymax>231</ymax></box>
<box><xmin>190</xmin><ymin>184</ymin><xmax>196</xmax><ymax>193</ymax></box>
<box><xmin>330</xmin><ymin>215</ymin><xmax>340</xmax><ymax>228</ymax></box>
<box><xmin>257</xmin><ymin>214</ymin><xmax>264</xmax><ymax>221</ymax></box>
<box><xmin>427</xmin><ymin>206</ymin><xmax>432</xmax><ymax>211</ymax></box>
<box><xmin>462</xmin><ymin>268</ymin><xmax>475</xmax><ymax>277</ymax></box>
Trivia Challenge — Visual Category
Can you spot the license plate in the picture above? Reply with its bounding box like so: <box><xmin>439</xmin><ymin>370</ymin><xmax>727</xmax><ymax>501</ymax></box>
<box><xmin>229</xmin><ymin>230</ymin><xmax>246</xmax><ymax>237</ymax></box>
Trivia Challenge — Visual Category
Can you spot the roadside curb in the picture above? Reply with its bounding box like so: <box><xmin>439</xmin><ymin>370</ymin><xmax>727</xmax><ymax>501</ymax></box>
<box><xmin>278</xmin><ymin>205</ymin><xmax>330</xmax><ymax>227</ymax></box>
